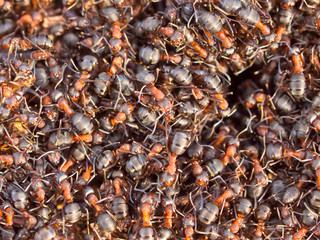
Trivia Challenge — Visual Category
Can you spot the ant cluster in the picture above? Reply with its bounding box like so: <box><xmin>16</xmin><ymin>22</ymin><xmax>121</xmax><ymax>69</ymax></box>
<box><xmin>0</xmin><ymin>0</ymin><xmax>319</xmax><ymax>239</ymax></box>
